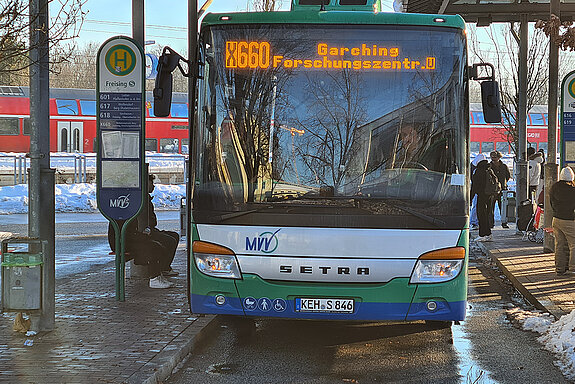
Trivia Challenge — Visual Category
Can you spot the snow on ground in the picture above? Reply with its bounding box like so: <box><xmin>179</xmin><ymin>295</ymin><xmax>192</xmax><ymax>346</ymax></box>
<box><xmin>507</xmin><ymin>307</ymin><xmax>575</xmax><ymax>380</ymax></box>
<box><xmin>0</xmin><ymin>183</ymin><xmax>185</xmax><ymax>214</ymax></box>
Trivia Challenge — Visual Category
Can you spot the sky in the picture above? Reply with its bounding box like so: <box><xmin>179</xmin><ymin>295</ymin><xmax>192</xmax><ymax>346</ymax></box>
<box><xmin>69</xmin><ymin>0</ymin><xmax>396</xmax><ymax>53</ymax></box>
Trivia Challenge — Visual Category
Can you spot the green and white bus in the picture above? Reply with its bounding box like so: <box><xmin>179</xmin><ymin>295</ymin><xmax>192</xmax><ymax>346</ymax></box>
<box><xmin>157</xmin><ymin>0</ymin><xmax>500</xmax><ymax>322</ymax></box>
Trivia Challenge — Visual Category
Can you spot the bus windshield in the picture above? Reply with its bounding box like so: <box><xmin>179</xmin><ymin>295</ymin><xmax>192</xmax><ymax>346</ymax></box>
<box><xmin>194</xmin><ymin>24</ymin><xmax>468</xmax><ymax>228</ymax></box>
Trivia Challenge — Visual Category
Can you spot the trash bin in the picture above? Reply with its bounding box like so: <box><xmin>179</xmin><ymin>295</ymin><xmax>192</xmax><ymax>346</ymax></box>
<box><xmin>1</xmin><ymin>238</ymin><xmax>44</xmax><ymax>311</ymax></box>
<box><xmin>502</xmin><ymin>190</ymin><xmax>516</xmax><ymax>223</ymax></box>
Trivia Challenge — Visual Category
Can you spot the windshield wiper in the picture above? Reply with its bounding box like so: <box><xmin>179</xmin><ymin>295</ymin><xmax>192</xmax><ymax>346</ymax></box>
<box><xmin>390</xmin><ymin>204</ymin><xmax>446</xmax><ymax>228</ymax></box>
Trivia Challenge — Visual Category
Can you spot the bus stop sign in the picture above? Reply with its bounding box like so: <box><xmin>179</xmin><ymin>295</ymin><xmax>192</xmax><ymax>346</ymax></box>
<box><xmin>561</xmin><ymin>70</ymin><xmax>575</xmax><ymax>168</ymax></box>
<box><xmin>96</xmin><ymin>36</ymin><xmax>146</xmax><ymax>221</ymax></box>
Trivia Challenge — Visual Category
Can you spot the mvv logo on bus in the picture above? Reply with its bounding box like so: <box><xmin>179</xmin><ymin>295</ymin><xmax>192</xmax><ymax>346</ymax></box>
<box><xmin>245</xmin><ymin>229</ymin><xmax>281</xmax><ymax>253</ymax></box>
<box><xmin>110</xmin><ymin>194</ymin><xmax>130</xmax><ymax>209</ymax></box>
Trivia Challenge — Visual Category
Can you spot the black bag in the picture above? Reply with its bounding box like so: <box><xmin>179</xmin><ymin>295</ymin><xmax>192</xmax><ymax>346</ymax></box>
<box><xmin>484</xmin><ymin>167</ymin><xmax>502</xmax><ymax>196</ymax></box>
<box><xmin>517</xmin><ymin>200</ymin><xmax>535</xmax><ymax>231</ymax></box>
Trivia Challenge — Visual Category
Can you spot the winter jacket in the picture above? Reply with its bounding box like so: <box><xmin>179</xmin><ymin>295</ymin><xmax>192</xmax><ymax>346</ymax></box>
<box><xmin>528</xmin><ymin>153</ymin><xmax>544</xmax><ymax>187</ymax></box>
<box><xmin>550</xmin><ymin>180</ymin><xmax>575</xmax><ymax>220</ymax></box>
<box><xmin>471</xmin><ymin>160</ymin><xmax>490</xmax><ymax>199</ymax></box>
<box><xmin>490</xmin><ymin>160</ymin><xmax>511</xmax><ymax>190</ymax></box>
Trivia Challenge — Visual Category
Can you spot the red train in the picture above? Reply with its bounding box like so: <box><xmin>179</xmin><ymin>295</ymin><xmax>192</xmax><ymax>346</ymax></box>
<box><xmin>0</xmin><ymin>86</ymin><xmax>189</xmax><ymax>154</ymax></box>
<box><xmin>470</xmin><ymin>103</ymin><xmax>558</xmax><ymax>155</ymax></box>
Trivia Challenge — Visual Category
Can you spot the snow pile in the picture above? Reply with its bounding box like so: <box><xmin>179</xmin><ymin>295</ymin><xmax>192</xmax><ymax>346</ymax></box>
<box><xmin>507</xmin><ymin>307</ymin><xmax>554</xmax><ymax>333</ymax></box>
<box><xmin>0</xmin><ymin>183</ymin><xmax>185</xmax><ymax>214</ymax></box>
<box><xmin>152</xmin><ymin>184</ymin><xmax>186</xmax><ymax>209</ymax></box>
<box><xmin>508</xmin><ymin>307</ymin><xmax>575</xmax><ymax>380</ymax></box>
<box><xmin>538</xmin><ymin>310</ymin><xmax>575</xmax><ymax>380</ymax></box>
<box><xmin>0</xmin><ymin>184</ymin><xmax>29</xmax><ymax>214</ymax></box>
<box><xmin>55</xmin><ymin>183</ymin><xmax>98</xmax><ymax>212</ymax></box>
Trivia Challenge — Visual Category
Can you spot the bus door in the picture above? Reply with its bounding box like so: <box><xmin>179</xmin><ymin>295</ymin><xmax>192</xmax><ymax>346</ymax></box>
<box><xmin>57</xmin><ymin>121</ymin><xmax>84</xmax><ymax>152</ymax></box>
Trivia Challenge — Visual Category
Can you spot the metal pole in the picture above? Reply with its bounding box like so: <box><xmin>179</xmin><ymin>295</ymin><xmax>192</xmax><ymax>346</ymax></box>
<box><xmin>74</xmin><ymin>155</ymin><xmax>78</xmax><ymax>183</ymax></box>
<box><xmin>132</xmin><ymin>0</ymin><xmax>144</xmax><ymax>47</ymax></box>
<box><xmin>29</xmin><ymin>0</ymin><xmax>55</xmax><ymax>331</ymax></box>
<box><xmin>544</xmin><ymin>0</ymin><xmax>560</xmax><ymax>252</ymax></box>
<box><xmin>83</xmin><ymin>155</ymin><xmax>87</xmax><ymax>183</ymax></box>
<box><xmin>516</xmin><ymin>15</ymin><xmax>529</xmax><ymax>233</ymax></box>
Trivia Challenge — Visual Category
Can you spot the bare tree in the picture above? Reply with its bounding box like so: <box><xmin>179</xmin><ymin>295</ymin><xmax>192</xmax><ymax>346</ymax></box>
<box><xmin>295</xmin><ymin>70</ymin><xmax>367</xmax><ymax>190</ymax></box>
<box><xmin>0</xmin><ymin>0</ymin><xmax>86</xmax><ymax>86</ymax></box>
<box><xmin>468</xmin><ymin>24</ymin><xmax>549</xmax><ymax>156</ymax></box>
<box><xmin>51</xmin><ymin>42</ymin><xmax>97</xmax><ymax>88</ymax></box>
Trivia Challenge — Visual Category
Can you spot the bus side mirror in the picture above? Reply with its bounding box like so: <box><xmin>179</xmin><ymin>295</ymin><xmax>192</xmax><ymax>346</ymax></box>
<box><xmin>153</xmin><ymin>47</ymin><xmax>189</xmax><ymax>117</ymax></box>
<box><xmin>481</xmin><ymin>80</ymin><xmax>501</xmax><ymax>123</ymax></box>
<box><xmin>470</xmin><ymin>63</ymin><xmax>501</xmax><ymax>124</ymax></box>
<box><xmin>153</xmin><ymin>55</ymin><xmax>173</xmax><ymax>117</ymax></box>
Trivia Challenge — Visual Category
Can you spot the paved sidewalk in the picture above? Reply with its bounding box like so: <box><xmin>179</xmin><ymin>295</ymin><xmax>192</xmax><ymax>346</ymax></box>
<box><xmin>475</xmin><ymin>225</ymin><xmax>575</xmax><ymax>319</ymax></box>
<box><xmin>0</xmin><ymin>245</ymin><xmax>217</xmax><ymax>384</ymax></box>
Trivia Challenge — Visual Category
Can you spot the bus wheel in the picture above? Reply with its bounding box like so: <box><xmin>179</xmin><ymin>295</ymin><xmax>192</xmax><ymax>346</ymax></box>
<box><xmin>424</xmin><ymin>320</ymin><xmax>452</xmax><ymax>329</ymax></box>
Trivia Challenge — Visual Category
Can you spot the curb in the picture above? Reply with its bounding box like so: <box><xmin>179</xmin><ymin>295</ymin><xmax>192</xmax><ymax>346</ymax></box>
<box><xmin>476</xmin><ymin>241</ymin><xmax>566</xmax><ymax>319</ymax></box>
<box><xmin>126</xmin><ymin>314</ymin><xmax>219</xmax><ymax>384</ymax></box>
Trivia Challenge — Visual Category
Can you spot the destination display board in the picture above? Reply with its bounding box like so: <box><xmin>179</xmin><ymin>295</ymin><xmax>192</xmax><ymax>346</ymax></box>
<box><xmin>224</xmin><ymin>41</ymin><xmax>437</xmax><ymax>71</ymax></box>
<box><xmin>96</xmin><ymin>36</ymin><xmax>145</xmax><ymax>221</ymax></box>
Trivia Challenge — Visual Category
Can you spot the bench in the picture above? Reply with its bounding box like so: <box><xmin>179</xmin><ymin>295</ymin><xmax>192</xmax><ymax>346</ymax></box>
<box><xmin>108</xmin><ymin>251</ymin><xmax>149</xmax><ymax>279</ymax></box>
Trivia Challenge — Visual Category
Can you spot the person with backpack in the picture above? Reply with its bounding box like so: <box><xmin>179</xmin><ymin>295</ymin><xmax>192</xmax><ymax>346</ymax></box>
<box><xmin>471</xmin><ymin>156</ymin><xmax>501</xmax><ymax>242</ymax></box>
<box><xmin>489</xmin><ymin>150</ymin><xmax>511</xmax><ymax>228</ymax></box>
<box><xmin>550</xmin><ymin>167</ymin><xmax>575</xmax><ymax>275</ymax></box>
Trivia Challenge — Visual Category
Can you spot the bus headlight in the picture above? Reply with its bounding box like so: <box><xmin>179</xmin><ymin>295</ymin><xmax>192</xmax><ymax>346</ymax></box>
<box><xmin>193</xmin><ymin>241</ymin><xmax>241</xmax><ymax>279</ymax></box>
<box><xmin>410</xmin><ymin>247</ymin><xmax>465</xmax><ymax>284</ymax></box>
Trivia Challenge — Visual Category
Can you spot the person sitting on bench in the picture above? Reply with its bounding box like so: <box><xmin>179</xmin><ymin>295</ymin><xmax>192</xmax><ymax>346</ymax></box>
<box><xmin>144</xmin><ymin>174</ymin><xmax>180</xmax><ymax>277</ymax></box>
<box><xmin>107</xmin><ymin>175</ymin><xmax>179</xmax><ymax>289</ymax></box>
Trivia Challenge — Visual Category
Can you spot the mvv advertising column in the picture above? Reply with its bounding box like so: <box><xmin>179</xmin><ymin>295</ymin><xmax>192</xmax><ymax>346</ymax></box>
<box><xmin>96</xmin><ymin>36</ymin><xmax>145</xmax><ymax>301</ymax></box>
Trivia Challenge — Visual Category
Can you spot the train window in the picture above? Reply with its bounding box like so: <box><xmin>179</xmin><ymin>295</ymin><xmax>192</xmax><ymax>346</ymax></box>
<box><xmin>170</xmin><ymin>103</ymin><xmax>188</xmax><ymax>118</ymax></box>
<box><xmin>56</xmin><ymin>99</ymin><xmax>79</xmax><ymax>115</ymax></box>
<box><xmin>470</xmin><ymin>141</ymin><xmax>480</xmax><ymax>153</ymax></box>
<box><xmin>0</xmin><ymin>117</ymin><xmax>19</xmax><ymax>135</ymax></box>
<box><xmin>496</xmin><ymin>142</ymin><xmax>509</xmax><ymax>154</ymax></box>
<box><xmin>530</xmin><ymin>113</ymin><xmax>544</xmax><ymax>126</ymax></box>
<box><xmin>160</xmin><ymin>138</ymin><xmax>179</xmax><ymax>153</ymax></box>
<box><xmin>539</xmin><ymin>142</ymin><xmax>548</xmax><ymax>153</ymax></box>
<box><xmin>171</xmin><ymin>125</ymin><xmax>188</xmax><ymax>130</ymax></box>
<box><xmin>79</xmin><ymin>100</ymin><xmax>96</xmax><ymax>116</ymax></box>
<box><xmin>23</xmin><ymin>118</ymin><xmax>31</xmax><ymax>135</ymax></box>
<box><xmin>482</xmin><ymin>142</ymin><xmax>495</xmax><ymax>153</ymax></box>
<box><xmin>471</xmin><ymin>111</ymin><xmax>485</xmax><ymax>125</ymax></box>
<box><xmin>145</xmin><ymin>138</ymin><xmax>158</xmax><ymax>152</ymax></box>
<box><xmin>73</xmin><ymin>128</ymin><xmax>81</xmax><ymax>152</ymax></box>
<box><xmin>181</xmin><ymin>138</ymin><xmax>189</xmax><ymax>155</ymax></box>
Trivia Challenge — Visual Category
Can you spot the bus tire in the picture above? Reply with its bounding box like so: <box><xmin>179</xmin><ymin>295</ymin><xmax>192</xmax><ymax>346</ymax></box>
<box><xmin>424</xmin><ymin>320</ymin><xmax>452</xmax><ymax>329</ymax></box>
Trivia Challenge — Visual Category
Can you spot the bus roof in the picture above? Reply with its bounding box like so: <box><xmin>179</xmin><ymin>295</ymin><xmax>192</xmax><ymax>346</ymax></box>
<box><xmin>201</xmin><ymin>10</ymin><xmax>465</xmax><ymax>30</ymax></box>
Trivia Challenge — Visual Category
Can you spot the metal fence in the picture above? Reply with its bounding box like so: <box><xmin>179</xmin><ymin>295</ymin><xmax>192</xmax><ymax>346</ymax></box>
<box><xmin>0</xmin><ymin>153</ymin><xmax>187</xmax><ymax>186</ymax></box>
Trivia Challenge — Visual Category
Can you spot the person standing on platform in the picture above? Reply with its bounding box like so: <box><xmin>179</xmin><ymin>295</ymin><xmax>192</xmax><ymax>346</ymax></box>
<box><xmin>471</xmin><ymin>155</ymin><xmax>493</xmax><ymax>242</ymax></box>
<box><xmin>527</xmin><ymin>147</ymin><xmax>543</xmax><ymax>201</ymax></box>
<box><xmin>470</xmin><ymin>153</ymin><xmax>485</xmax><ymax>231</ymax></box>
<box><xmin>550</xmin><ymin>167</ymin><xmax>575</xmax><ymax>276</ymax></box>
<box><xmin>489</xmin><ymin>151</ymin><xmax>511</xmax><ymax>228</ymax></box>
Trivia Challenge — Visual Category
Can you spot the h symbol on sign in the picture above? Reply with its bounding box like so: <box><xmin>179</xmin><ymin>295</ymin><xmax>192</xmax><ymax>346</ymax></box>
<box><xmin>114</xmin><ymin>51</ymin><xmax>128</xmax><ymax>70</ymax></box>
